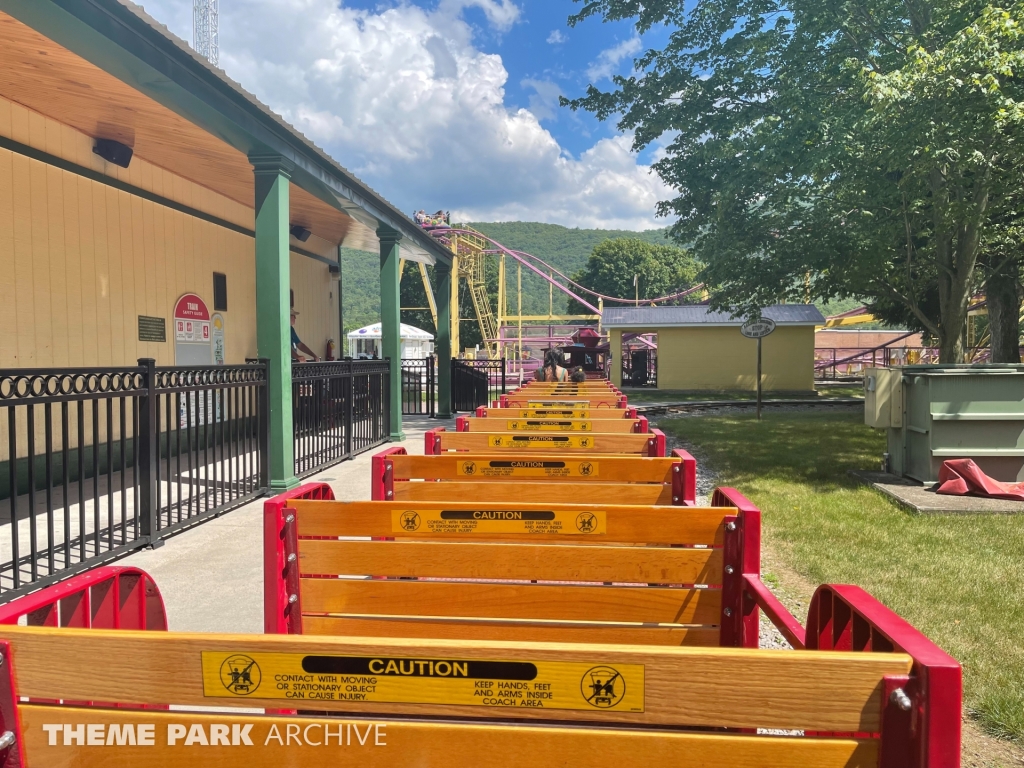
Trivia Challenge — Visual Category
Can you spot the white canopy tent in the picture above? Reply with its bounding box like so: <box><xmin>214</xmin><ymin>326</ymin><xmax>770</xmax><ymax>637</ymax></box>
<box><xmin>347</xmin><ymin>322</ymin><xmax>434</xmax><ymax>360</ymax></box>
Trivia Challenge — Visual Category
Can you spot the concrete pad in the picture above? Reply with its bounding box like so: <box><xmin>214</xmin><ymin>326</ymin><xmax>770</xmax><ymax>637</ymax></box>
<box><xmin>850</xmin><ymin>470</ymin><xmax>1024</xmax><ymax>515</ymax></box>
<box><xmin>120</xmin><ymin>414</ymin><xmax>452</xmax><ymax>633</ymax></box>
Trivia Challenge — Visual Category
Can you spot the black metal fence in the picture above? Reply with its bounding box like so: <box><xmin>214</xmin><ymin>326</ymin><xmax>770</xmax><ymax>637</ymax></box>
<box><xmin>451</xmin><ymin>358</ymin><xmax>506</xmax><ymax>412</ymax></box>
<box><xmin>401</xmin><ymin>358</ymin><xmax>436</xmax><ymax>417</ymax></box>
<box><xmin>292</xmin><ymin>359</ymin><xmax>390</xmax><ymax>478</ymax></box>
<box><xmin>0</xmin><ymin>360</ymin><xmax>267</xmax><ymax>602</ymax></box>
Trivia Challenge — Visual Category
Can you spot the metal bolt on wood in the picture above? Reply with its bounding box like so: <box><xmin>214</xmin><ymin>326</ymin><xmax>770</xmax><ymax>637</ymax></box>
<box><xmin>890</xmin><ymin>688</ymin><xmax>912</xmax><ymax>711</ymax></box>
<box><xmin>726</xmin><ymin>521</ymin><xmax>737</xmax><ymax>531</ymax></box>
<box><xmin>724</xmin><ymin>565</ymin><xmax>735</xmax><ymax>574</ymax></box>
<box><xmin>287</xmin><ymin>553</ymin><xmax>296</xmax><ymax>563</ymax></box>
<box><xmin>288</xmin><ymin>594</ymin><xmax>298</xmax><ymax>604</ymax></box>
<box><xmin>723</xmin><ymin>608</ymin><xmax>733</xmax><ymax>617</ymax></box>
<box><xmin>0</xmin><ymin>731</ymin><xmax>15</xmax><ymax>750</ymax></box>
<box><xmin>285</xmin><ymin>514</ymin><xmax>295</xmax><ymax>524</ymax></box>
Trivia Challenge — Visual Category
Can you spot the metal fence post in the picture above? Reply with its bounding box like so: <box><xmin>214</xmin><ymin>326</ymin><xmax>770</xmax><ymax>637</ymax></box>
<box><xmin>137</xmin><ymin>358</ymin><xmax>159</xmax><ymax>544</ymax></box>
<box><xmin>257</xmin><ymin>358</ymin><xmax>271</xmax><ymax>490</ymax></box>
<box><xmin>345</xmin><ymin>361</ymin><xmax>354</xmax><ymax>458</ymax></box>
<box><xmin>380</xmin><ymin>360</ymin><xmax>387</xmax><ymax>438</ymax></box>
<box><xmin>500</xmin><ymin>358</ymin><xmax>506</xmax><ymax>394</ymax></box>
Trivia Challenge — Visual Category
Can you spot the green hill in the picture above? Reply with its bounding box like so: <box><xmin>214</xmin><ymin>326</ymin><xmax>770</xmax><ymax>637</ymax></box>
<box><xmin>340</xmin><ymin>222</ymin><xmax>674</xmax><ymax>339</ymax></box>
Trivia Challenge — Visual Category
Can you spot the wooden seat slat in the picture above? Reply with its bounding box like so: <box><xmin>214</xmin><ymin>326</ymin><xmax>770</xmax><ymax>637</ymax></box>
<box><xmin>390</xmin><ymin>482</ymin><xmax>675</xmax><ymax>505</ymax></box>
<box><xmin>460</xmin><ymin>416</ymin><xmax>645</xmax><ymax>433</ymax></box>
<box><xmin>298</xmin><ymin>540</ymin><xmax>722</xmax><ymax>584</ymax></box>
<box><xmin>1</xmin><ymin>625</ymin><xmax>912</xmax><ymax>731</ymax></box>
<box><xmin>427</xmin><ymin>431</ymin><xmax>662</xmax><ymax>455</ymax></box>
<box><xmin>16</xmin><ymin>704</ymin><xmax>880</xmax><ymax>768</ymax></box>
<box><xmin>298</xmin><ymin>579</ymin><xmax>723</xmax><ymax>623</ymax></box>
<box><xmin>288</xmin><ymin>500</ymin><xmax>728</xmax><ymax>544</ymax></box>
<box><xmin>388</xmin><ymin>454</ymin><xmax>680</xmax><ymax>482</ymax></box>
<box><xmin>478</xmin><ymin>408</ymin><xmax>636</xmax><ymax>419</ymax></box>
<box><xmin>301</xmin><ymin>616</ymin><xmax>721</xmax><ymax>646</ymax></box>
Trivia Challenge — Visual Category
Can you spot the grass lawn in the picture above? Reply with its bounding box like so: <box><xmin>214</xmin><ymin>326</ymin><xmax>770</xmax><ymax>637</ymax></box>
<box><xmin>619</xmin><ymin>386</ymin><xmax>863</xmax><ymax>403</ymax></box>
<box><xmin>658</xmin><ymin>411</ymin><xmax>1024</xmax><ymax>743</ymax></box>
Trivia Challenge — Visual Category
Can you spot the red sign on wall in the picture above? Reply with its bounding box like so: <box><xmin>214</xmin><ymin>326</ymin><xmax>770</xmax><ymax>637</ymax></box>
<box><xmin>173</xmin><ymin>293</ymin><xmax>211</xmax><ymax>343</ymax></box>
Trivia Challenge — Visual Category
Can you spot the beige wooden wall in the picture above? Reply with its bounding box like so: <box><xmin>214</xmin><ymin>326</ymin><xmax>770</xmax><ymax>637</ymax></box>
<box><xmin>0</xmin><ymin>93</ymin><xmax>339</xmax><ymax>369</ymax></box>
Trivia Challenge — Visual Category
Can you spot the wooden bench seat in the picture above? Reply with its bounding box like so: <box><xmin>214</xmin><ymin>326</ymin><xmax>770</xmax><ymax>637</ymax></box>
<box><xmin>370</xmin><ymin>448</ymin><xmax>697</xmax><ymax>505</ymax></box>
<box><xmin>476</xmin><ymin>405</ymin><xmax>639</xmax><ymax>419</ymax></box>
<box><xmin>266</xmin><ymin>491</ymin><xmax>746</xmax><ymax>647</ymax></box>
<box><xmin>425</xmin><ymin>427</ymin><xmax>666</xmax><ymax>455</ymax></box>
<box><xmin>456</xmin><ymin>415</ymin><xmax>648</xmax><ymax>433</ymax></box>
<box><xmin>500</xmin><ymin>394</ymin><xmax>628</xmax><ymax>408</ymax></box>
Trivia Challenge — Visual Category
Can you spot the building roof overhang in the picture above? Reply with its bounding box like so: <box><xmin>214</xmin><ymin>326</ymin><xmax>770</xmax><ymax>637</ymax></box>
<box><xmin>0</xmin><ymin>0</ymin><xmax>451</xmax><ymax>266</ymax></box>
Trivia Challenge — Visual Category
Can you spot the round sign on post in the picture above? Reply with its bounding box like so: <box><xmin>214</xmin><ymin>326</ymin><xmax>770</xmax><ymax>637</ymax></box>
<box><xmin>740</xmin><ymin>317</ymin><xmax>777</xmax><ymax>339</ymax></box>
<box><xmin>740</xmin><ymin>317</ymin><xmax>776</xmax><ymax>420</ymax></box>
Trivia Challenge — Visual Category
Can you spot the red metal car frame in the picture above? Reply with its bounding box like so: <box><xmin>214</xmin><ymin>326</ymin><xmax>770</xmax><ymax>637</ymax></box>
<box><xmin>258</xmin><ymin>481</ymin><xmax>957</xmax><ymax>767</ymax></box>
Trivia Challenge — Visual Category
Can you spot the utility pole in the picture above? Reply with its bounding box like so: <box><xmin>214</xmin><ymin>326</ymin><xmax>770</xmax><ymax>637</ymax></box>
<box><xmin>193</xmin><ymin>0</ymin><xmax>219</xmax><ymax>66</ymax></box>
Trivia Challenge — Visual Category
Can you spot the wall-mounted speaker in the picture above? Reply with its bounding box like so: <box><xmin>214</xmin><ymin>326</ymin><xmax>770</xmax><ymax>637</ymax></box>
<box><xmin>290</xmin><ymin>225</ymin><xmax>312</xmax><ymax>242</ymax></box>
<box><xmin>93</xmin><ymin>138</ymin><xmax>134</xmax><ymax>168</ymax></box>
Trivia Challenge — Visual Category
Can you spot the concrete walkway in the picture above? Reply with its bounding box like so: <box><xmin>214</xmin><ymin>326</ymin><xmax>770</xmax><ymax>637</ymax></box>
<box><xmin>120</xmin><ymin>415</ymin><xmax>451</xmax><ymax>634</ymax></box>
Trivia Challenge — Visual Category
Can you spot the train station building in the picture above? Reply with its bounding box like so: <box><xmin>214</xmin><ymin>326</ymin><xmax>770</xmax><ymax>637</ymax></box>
<box><xmin>0</xmin><ymin>0</ymin><xmax>454</xmax><ymax>493</ymax></box>
<box><xmin>604</xmin><ymin>305</ymin><xmax>824</xmax><ymax>392</ymax></box>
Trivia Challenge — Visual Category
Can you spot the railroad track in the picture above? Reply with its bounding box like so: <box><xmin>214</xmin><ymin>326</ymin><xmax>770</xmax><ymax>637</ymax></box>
<box><xmin>635</xmin><ymin>398</ymin><xmax>864</xmax><ymax>415</ymax></box>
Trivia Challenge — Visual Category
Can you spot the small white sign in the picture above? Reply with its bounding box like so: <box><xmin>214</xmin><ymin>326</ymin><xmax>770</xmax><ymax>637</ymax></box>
<box><xmin>740</xmin><ymin>317</ymin><xmax>777</xmax><ymax>338</ymax></box>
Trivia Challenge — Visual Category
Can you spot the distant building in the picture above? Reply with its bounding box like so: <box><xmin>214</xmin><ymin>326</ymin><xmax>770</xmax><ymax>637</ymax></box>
<box><xmin>347</xmin><ymin>323</ymin><xmax>434</xmax><ymax>360</ymax></box>
<box><xmin>602</xmin><ymin>305</ymin><xmax>825</xmax><ymax>391</ymax></box>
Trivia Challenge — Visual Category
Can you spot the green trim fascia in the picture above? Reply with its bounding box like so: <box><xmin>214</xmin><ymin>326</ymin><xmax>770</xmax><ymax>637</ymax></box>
<box><xmin>0</xmin><ymin>0</ymin><xmax>452</xmax><ymax>268</ymax></box>
<box><xmin>0</xmin><ymin>134</ymin><xmax>335</xmax><ymax>266</ymax></box>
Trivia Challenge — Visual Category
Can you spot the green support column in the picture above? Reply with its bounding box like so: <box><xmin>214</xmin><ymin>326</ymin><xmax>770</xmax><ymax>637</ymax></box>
<box><xmin>435</xmin><ymin>260</ymin><xmax>453</xmax><ymax>418</ymax></box>
<box><xmin>251</xmin><ymin>154</ymin><xmax>299</xmax><ymax>490</ymax></box>
<box><xmin>377</xmin><ymin>226</ymin><xmax>405</xmax><ymax>441</ymax></box>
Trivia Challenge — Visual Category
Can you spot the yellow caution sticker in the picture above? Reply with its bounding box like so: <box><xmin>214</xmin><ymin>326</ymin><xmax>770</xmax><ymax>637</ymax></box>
<box><xmin>526</xmin><ymin>401</ymin><xmax>589</xmax><ymax>408</ymax></box>
<box><xmin>392</xmin><ymin>508</ymin><xmax>606</xmax><ymax>535</ymax></box>
<box><xmin>487</xmin><ymin>435</ymin><xmax>596</xmax><ymax>449</ymax></box>
<box><xmin>202</xmin><ymin>652</ymin><xmax>644</xmax><ymax>713</ymax></box>
<box><xmin>515</xmin><ymin>409</ymin><xmax>591</xmax><ymax>418</ymax></box>
<box><xmin>458</xmin><ymin>459</ymin><xmax>598</xmax><ymax>478</ymax></box>
<box><xmin>505</xmin><ymin>420</ymin><xmax>592</xmax><ymax>431</ymax></box>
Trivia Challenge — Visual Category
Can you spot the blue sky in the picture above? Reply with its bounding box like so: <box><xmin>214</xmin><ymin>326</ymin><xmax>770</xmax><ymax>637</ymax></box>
<box><xmin>139</xmin><ymin>0</ymin><xmax>673</xmax><ymax>229</ymax></box>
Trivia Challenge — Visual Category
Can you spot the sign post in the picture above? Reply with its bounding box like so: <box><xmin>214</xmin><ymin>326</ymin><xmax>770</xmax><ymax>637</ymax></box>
<box><xmin>740</xmin><ymin>317</ymin><xmax>777</xmax><ymax>420</ymax></box>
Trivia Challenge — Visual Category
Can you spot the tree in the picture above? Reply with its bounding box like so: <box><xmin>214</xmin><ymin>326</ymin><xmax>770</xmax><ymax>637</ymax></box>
<box><xmin>566</xmin><ymin>238</ymin><xmax>700</xmax><ymax>314</ymax></box>
<box><xmin>564</xmin><ymin>0</ymin><xmax>1024</xmax><ymax>361</ymax></box>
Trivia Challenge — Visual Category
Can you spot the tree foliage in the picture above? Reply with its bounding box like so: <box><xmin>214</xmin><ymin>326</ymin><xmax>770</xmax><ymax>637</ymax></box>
<box><xmin>564</xmin><ymin>0</ymin><xmax>1024</xmax><ymax>361</ymax></box>
<box><xmin>567</xmin><ymin>238</ymin><xmax>700</xmax><ymax>314</ymax></box>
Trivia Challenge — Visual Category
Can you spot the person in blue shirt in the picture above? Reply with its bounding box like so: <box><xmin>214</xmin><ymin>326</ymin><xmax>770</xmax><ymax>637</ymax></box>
<box><xmin>290</xmin><ymin>310</ymin><xmax>320</xmax><ymax>362</ymax></box>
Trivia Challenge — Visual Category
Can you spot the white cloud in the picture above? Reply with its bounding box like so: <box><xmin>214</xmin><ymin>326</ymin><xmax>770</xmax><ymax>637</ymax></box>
<box><xmin>437</xmin><ymin>0</ymin><xmax>521</xmax><ymax>32</ymax></box>
<box><xmin>135</xmin><ymin>0</ymin><xmax>668</xmax><ymax>229</ymax></box>
<box><xmin>546</xmin><ymin>29</ymin><xmax>566</xmax><ymax>44</ymax></box>
<box><xmin>520</xmin><ymin>78</ymin><xmax>562</xmax><ymax>122</ymax></box>
<box><xmin>586</xmin><ymin>36</ymin><xmax>642</xmax><ymax>82</ymax></box>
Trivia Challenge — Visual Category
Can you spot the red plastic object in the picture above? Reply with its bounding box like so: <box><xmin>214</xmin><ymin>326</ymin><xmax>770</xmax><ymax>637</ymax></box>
<box><xmin>936</xmin><ymin>458</ymin><xmax>1024</xmax><ymax>501</ymax></box>
<box><xmin>806</xmin><ymin>584</ymin><xmax>962</xmax><ymax>768</ymax></box>
<box><xmin>0</xmin><ymin>565</ymin><xmax>166</xmax><ymax>631</ymax></box>
<box><xmin>711</xmin><ymin>487</ymin><xmax>761</xmax><ymax>648</ymax></box>
<box><xmin>456</xmin><ymin>416</ymin><xmax>470</xmax><ymax>431</ymax></box>
<box><xmin>263</xmin><ymin>483</ymin><xmax>335</xmax><ymax>635</ymax></box>
<box><xmin>371</xmin><ymin>447</ymin><xmax>409</xmax><ymax>500</ymax></box>
<box><xmin>670</xmin><ymin>449</ymin><xmax>697</xmax><ymax>505</ymax></box>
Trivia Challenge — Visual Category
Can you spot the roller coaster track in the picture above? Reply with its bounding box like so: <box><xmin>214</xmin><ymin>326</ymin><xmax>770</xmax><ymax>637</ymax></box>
<box><xmin>424</xmin><ymin>224</ymin><xmax>705</xmax><ymax>359</ymax></box>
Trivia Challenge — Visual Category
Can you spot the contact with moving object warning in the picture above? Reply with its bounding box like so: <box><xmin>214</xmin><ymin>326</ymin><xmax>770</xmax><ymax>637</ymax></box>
<box><xmin>202</xmin><ymin>653</ymin><xmax>644</xmax><ymax>711</ymax></box>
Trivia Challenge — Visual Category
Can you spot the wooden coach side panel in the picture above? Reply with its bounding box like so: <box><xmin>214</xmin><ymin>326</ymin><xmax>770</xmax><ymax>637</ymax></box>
<box><xmin>15</xmin><ymin>706</ymin><xmax>880</xmax><ymax>768</ymax></box>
